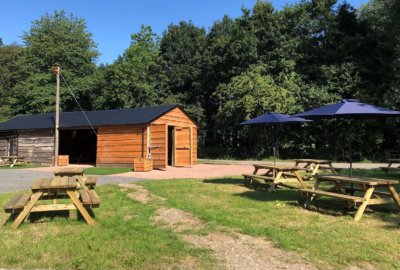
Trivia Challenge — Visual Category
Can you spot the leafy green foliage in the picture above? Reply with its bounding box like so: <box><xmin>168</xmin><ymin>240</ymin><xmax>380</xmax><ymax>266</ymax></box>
<box><xmin>1</xmin><ymin>0</ymin><xmax>399</xmax><ymax>161</ymax></box>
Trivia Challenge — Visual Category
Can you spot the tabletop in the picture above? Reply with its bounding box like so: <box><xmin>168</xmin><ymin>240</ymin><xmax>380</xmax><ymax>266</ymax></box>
<box><xmin>254</xmin><ymin>164</ymin><xmax>306</xmax><ymax>172</ymax></box>
<box><xmin>31</xmin><ymin>177</ymin><xmax>77</xmax><ymax>192</ymax></box>
<box><xmin>314</xmin><ymin>174</ymin><xmax>400</xmax><ymax>186</ymax></box>
<box><xmin>295</xmin><ymin>159</ymin><xmax>332</xmax><ymax>164</ymax></box>
<box><xmin>54</xmin><ymin>167</ymin><xmax>86</xmax><ymax>175</ymax></box>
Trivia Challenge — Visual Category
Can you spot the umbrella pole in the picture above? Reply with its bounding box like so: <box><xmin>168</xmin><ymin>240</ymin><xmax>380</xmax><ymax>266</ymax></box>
<box><xmin>272</xmin><ymin>125</ymin><xmax>276</xmax><ymax>165</ymax></box>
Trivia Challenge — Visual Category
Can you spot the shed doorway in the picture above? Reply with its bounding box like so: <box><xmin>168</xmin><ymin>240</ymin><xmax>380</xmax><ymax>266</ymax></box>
<box><xmin>59</xmin><ymin>129</ymin><xmax>97</xmax><ymax>164</ymax></box>
<box><xmin>167</xmin><ymin>126</ymin><xmax>191</xmax><ymax>167</ymax></box>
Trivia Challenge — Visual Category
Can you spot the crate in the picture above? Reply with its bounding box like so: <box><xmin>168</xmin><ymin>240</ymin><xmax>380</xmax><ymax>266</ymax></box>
<box><xmin>58</xmin><ymin>155</ymin><xmax>69</xmax><ymax>166</ymax></box>
<box><xmin>133</xmin><ymin>158</ymin><xmax>153</xmax><ymax>172</ymax></box>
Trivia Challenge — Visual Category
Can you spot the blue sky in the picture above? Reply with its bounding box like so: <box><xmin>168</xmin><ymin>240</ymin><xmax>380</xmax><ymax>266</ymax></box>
<box><xmin>0</xmin><ymin>0</ymin><xmax>368</xmax><ymax>64</ymax></box>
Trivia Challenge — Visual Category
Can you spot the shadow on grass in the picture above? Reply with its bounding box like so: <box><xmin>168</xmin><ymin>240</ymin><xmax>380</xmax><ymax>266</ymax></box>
<box><xmin>203</xmin><ymin>178</ymin><xmax>248</xmax><ymax>185</ymax></box>
<box><xmin>202</xmin><ymin>177</ymin><xmax>400</xmax><ymax>226</ymax></box>
<box><xmin>4</xmin><ymin>209</ymin><xmax>97</xmax><ymax>226</ymax></box>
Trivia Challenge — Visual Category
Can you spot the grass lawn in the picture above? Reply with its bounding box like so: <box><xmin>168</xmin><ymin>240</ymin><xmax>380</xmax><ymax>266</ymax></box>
<box><xmin>84</xmin><ymin>167</ymin><xmax>132</xmax><ymax>175</ymax></box>
<box><xmin>1</xmin><ymin>169</ymin><xmax>399</xmax><ymax>269</ymax></box>
<box><xmin>141</xmin><ymin>176</ymin><xmax>400</xmax><ymax>269</ymax></box>
<box><xmin>0</xmin><ymin>164</ymin><xmax>46</xmax><ymax>169</ymax></box>
<box><xmin>0</xmin><ymin>185</ymin><xmax>214</xmax><ymax>269</ymax></box>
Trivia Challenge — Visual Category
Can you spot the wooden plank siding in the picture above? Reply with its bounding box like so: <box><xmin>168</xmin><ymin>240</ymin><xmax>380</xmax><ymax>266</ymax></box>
<box><xmin>18</xmin><ymin>129</ymin><xmax>55</xmax><ymax>164</ymax></box>
<box><xmin>96</xmin><ymin>125</ymin><xmax>147</xmax><ymax>167</ymax></box>
<box><xmin>150</xmin><ymin>107</ymin><xmax>198</xmax><ymax>168</ymax></box>
<box><xmin>0</xmin><ymin>138</ymin><xmax>7</xmax><ymax>156</ymax></box>
<box><xmin>152</xmin><ymin>107</ymin><xmax>197</xmax><ymax>127</ymax></box>
<box><xmin>192</xmin><ymin>127</ymin><xmax>198</xmax><ymax>165</ymax></box>
<box><xmin>149</xmin><ymin>124</ymin><xmax>166</xmax><ymax>169</ymax></box>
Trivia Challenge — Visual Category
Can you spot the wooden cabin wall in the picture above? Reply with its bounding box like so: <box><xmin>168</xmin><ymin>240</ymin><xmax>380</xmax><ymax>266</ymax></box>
<box><xmin>151</xmin><ymin>107</ymin><xmax>198</xmax><ymax>168</ymax></box>
<box><xmin>0</xmin><ymin>138</ymin><xmax>7</xmax><ymax>156</ymax></box>
<box><xmin>18</xmin><ymin>129</ymin><xmax>54</xmax><ymax>164</ymax></box>
<box><xmin>192</xmin><ymin>127</ymin><xmax>198</xmax><ymax>165</ymax></box>
<box><xmin>149</xmin><ymin>124</ymin><xmax>166</xmax><ymax>169</ymax></box>
<box><xmin>96</xmin><ymin>125</ymin><xmax>147</xmax><ymax>167</ymax></box>
<box><xmin>152</xmin><ymin>107</ymin><xmax>197</xmax><ymax>128</ymax></box>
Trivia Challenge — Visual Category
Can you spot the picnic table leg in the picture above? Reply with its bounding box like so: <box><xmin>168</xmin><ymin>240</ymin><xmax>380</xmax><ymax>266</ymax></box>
<box><xmin>76</xmin><ymin>175</ymin><xmax>89</xmax><ymax>191</ymax></box>
<box><xmin>268</xmin><ymin>171</ymin><xmax>282</xmax><ymax>192</ymax></box>
<box><xmin>293</xmin><ymin>171</ymin><xmax>307</xmax><ymax>189</ymax></box>
<box><xmin>354</xmin><ymin>187</ymin><xmax>375</xmax><ymax>222</ymax></box>
<box><xmin>67</xmin><ymin>191</ymin><xmax>95</xmax><ymax>225</ymax></box>
<box><xmin>10</xmin><ymin>158</ymin><xmax>17</xmax><ymax>168</ymax></box>
<box><xmin>12</xmin><ymin>192</ymin><xmax>43</xmax><ymax>229</ymax></box>
<box><xmin>388</xmin><ymin>186</ymin><xmax>400</xmax><ymax>209</ymax></box>
<box><xmin>328</xmin><ymin>163</ymin><xmax>337</xmax><ymax>174</ymax></box>
<box><xmin>311</xmin><ymin>164</ymin><xmax>320</xmax><ymax>177</ymax></box>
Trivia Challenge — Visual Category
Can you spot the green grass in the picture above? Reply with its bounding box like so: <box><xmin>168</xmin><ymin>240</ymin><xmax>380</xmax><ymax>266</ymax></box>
<box><xmin>84</xmin><ymin>167</ymin><xmax>132</xmax><ymax>175</ymax></box>
<box><xmin>140</xmin><ymin>176</ymin><xmax>400</xmax><ymax>269</ymax></box>
<box><xmin>0</xmin><ymin>185</ymin><xmax>214</xmax><ymax>269</ymax></box>
<box><xmin>0</xmin><ymin>164</ymin><xmax>46</xmax><ymax>169</ymax></box>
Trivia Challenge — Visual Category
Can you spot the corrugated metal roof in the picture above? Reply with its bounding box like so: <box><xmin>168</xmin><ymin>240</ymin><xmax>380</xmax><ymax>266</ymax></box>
<box><xmin>0</xmin><ymin>104</ymin><xmax>178</xmax><ymax>132</ymax></box>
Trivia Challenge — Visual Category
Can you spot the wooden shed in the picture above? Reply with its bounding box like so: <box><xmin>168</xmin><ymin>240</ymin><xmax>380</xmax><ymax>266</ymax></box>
<box><xmin>0</xmin><ymin>104</ymin><xmax>198</xmax><ymax>169</ymax></box>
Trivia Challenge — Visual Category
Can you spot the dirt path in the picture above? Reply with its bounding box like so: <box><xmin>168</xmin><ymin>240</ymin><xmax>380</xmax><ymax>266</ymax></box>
<box><xmin>118</xmin><ymin>183</ymin><xmax>318</xmax><ymax>270</ymax></box>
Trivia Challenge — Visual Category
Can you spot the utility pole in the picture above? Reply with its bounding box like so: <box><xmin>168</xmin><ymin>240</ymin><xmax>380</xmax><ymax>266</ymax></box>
<box><xmin>53</xmin><ymin>66</ymin><xmax>60</xmax><ymax>166</ymax></box>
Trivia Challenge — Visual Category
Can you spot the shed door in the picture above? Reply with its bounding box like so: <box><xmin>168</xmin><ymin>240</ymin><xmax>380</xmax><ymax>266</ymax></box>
<box><xmin>173</xmin><ymin>127</ymin><xmax>191</xmax><ymax>167</ymax></box>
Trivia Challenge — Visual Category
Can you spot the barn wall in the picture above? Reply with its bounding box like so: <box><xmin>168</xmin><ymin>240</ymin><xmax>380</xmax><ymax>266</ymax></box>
<box><xmin>150</xmin><ymin>107</ymin><xmax>198</xmax><ymax>168</ymax></box>
<box><xmin>149</xmin><ymin>124</ymin><xmax>166</xmax><ymax>169</ymax></box>
<box><xmin>18</xmin><ymin>129</ymin><xmax>54</xmax><ymax>164</ymax></box>
<box><xmin>0</xmin><ymin>132</ymin><xmax>16</xmax><ymax>156</ymax></box>
<box><xmin>0</xmin><ymin>137</ymin><xmax>7</xmax><ymax>156</ymax></box>
<box><xmin>96</xmin><ymin>125</ymin><xmax>147</xmax><ymax>167</ymax></box>
<box><xmin>192</xmin><ymin>127</ymin><xmax>198</xmax><ymax>165</ymax></box>
<box><xmin>152</xmin><ymin>107</ymin><xmax>197</xmax><ymax>127</ymax></box>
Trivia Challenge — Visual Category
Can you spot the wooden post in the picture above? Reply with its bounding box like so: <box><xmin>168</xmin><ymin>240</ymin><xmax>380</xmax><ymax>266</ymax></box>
<box><xmin>53</xmin><ymin>66</ymin><xmax>60</xmax><ymax>166</ymax></box>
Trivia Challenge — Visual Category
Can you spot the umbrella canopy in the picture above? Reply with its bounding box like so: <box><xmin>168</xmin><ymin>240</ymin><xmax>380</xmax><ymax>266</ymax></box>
<box><xmin>294</xmin><ymin>99</ymin><xmax>400</xmax><ymax>177</ymax></box>
<box><xmin>294</xmin><ymin>99</ymin><xmax>400</xmax><ymax>119</ymax></box>
<box><xmin>241</xmin><ymin>113</ymin><xmax>311</xmax><ymax>164</ymax></box>
<box><xmin>241</xmin><ymin>113</ymin><xmax>311</xmax><ymax>125</ymax></box>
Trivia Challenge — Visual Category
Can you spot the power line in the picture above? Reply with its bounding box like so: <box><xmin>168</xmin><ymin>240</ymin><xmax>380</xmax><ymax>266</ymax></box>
<box><xmin>60</xmin><ymin>73</ymin><xmax>98</xmax><ymax>136</ymax></box>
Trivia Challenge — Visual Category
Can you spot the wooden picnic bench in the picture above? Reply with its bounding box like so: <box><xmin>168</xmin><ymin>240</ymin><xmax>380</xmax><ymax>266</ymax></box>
<box><xmin>380</xmin><ymin>159</ymin><xmax>400</xmax><ymax>174</ymax></box>
<box><xmin>294</xmin><ymin>159</ymin><xmax>338</xmax><ymax>179</ymax></box>
<box><xmin>0</xmin><ymin>156</ymin><xmax>27</xmax><ymax>168</ymax></box>
<box><xmin>54</xmin><ymin>167</ymin><xmax>96</xmax><ymax>190</ymax></box>
<box><xmin>299</xmin><ymin>174</ymin><xmax>400</xmax><ymax>221</ymax></box>
<box><xmin>4</xmin><ymin>176</ymin><xmax>100</xmax><ymax>228</ymax></box>
<box><xmin>243</xmin><ymin>164</ymin><xmax>308</xmax><ymax>191</ymax></box>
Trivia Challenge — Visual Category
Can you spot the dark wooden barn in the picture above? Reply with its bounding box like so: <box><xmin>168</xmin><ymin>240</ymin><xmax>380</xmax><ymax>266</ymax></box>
<box><xmin>0</xmin><ymin>104</ymin><xmax>198</xmax><ymax>169</ymax></box>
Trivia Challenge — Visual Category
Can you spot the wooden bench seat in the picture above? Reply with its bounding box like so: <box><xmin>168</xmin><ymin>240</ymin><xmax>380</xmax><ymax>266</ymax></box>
<box><xmin>85</xmin><ymin>176</ymin><xmax>97</xmax><ymax>187</ymax></box>
<box><xmin>299</xmin><ymin>189</ymin><xmax>365</xmax><ymax>202</ymax></box>
<box><xmin>80</xmin><ymin>190</ymin><xmax>100</xmax><ymax>208</ymax></box>
<box><xmin>4</xmin><ymin>193</ymin><xmax>31</xmax><ymax>213</ymax></box>
<box><xmin>380</xmin><ymin>167</ymin><xmax>400</xmax><ymax>171</ymax></box>
<box><xmin>242</xmin><ymin>174</ymin><xmax>275</xmax><ymax>181</ymax></box>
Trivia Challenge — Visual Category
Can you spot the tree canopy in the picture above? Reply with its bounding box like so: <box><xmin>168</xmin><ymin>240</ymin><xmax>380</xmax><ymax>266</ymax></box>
<box><xmin>0</xmin><ymin>0</ymin><xmax>399</xmax><ymax>161</ymax></box>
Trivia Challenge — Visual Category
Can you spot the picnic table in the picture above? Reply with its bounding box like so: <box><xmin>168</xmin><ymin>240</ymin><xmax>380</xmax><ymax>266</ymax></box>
<box><xmin>294</xmin><ymin>159</ymin><xmax>338</xmax><ymax>178</ymax></box>
<box><xmin>4</xmin><ymin>176</ymin><xmax>100</xmax><ymax>228</ymax></box>
<box><xmin>380</xmin><ymin>159</ymin><xmax>400</xmax><ymax>174</ymax></box>
<box><xmin>243</xmin><ymin>164</ymin><xmax>308</xmax><ymax>191</ymax></box>
<box><xmin>299</xmin><ymin>174</ymin><xmax>400</xmax><ymax>221</ymax></box>
<box><xmin>0</xmin><ymin>156</ymin><xmax>27</xmax><ymax>168</ymax></box>
<box><xmin>53</xmin><ymin>167</ymin><xmax>96</xmax><ymax>190</ymax></box>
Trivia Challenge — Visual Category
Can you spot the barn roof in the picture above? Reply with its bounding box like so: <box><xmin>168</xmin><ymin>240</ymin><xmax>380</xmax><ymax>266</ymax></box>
<box><xmin>0</xmin><ymin>104</ymin><xmax>179</xmax><ymax>132</ymax></box>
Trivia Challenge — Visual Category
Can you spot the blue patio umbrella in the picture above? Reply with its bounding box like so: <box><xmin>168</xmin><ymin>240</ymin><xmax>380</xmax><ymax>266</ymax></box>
<box><xmin>241</xmin><ymin>113</ymin><xmax>311</xmax><ymax>165</ymax></box>
<box><xmin>294</xmin><ymin>99</ymin><xmax>400</xmax><ymax>176</ymax></box>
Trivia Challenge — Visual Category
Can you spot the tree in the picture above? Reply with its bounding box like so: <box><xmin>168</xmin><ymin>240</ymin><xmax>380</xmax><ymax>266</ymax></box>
<box><xmin>0</xmin><ymin>42</ymin><xmax>24</xmax><ymax>121</ymax></box>
<box><xmin>93</xmin><ymin>25</ymin><xmax>166</xmax><ymax>109</ymax></box>
<box><xmin>10</xmin><ymin>10</ymin><xmax>99</xmax><ymax>115</ymax></box>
